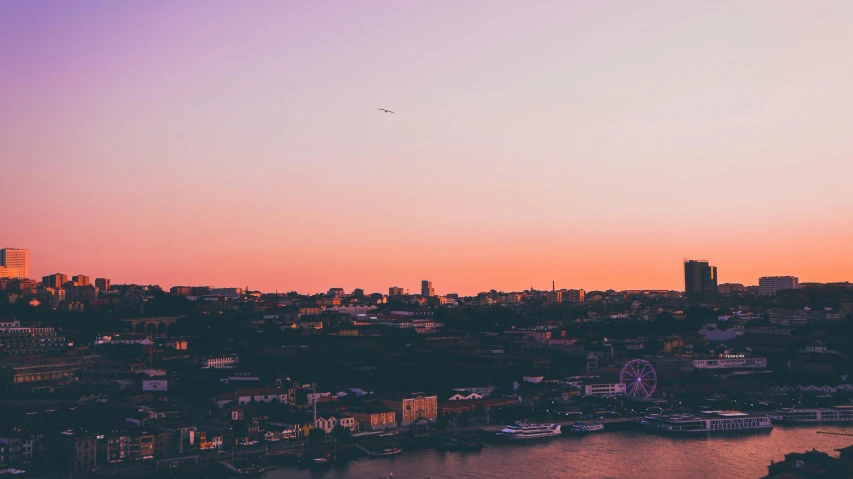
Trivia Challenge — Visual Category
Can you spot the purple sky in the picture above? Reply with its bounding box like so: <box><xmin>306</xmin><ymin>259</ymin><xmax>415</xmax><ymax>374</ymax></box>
<box><xmin>2</xmin><ymin>1</ymin><xmax>852</xmax><ymax>294</ymax></box>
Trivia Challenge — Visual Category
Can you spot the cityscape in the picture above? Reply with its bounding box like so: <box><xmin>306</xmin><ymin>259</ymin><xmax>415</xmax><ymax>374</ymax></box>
<box><xmin>4</xmin><ymin>1</ymin><xmax>853</xmax><ymax>478</ymax></box>
<box><xmin>2</xmin><ymin>247</ymin><xmax>853</xmax><ymax>478</ymax></box>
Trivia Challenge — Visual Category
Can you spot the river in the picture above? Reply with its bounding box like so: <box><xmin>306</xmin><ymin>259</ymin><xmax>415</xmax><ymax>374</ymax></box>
<box><xmin>264</xmin><ymin>426</ymin><xmax>852</xmax><ymax>479</ymax></box>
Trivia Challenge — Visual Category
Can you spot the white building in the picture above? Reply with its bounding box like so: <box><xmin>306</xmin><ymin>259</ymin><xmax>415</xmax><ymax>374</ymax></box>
<box><xmin>581</xmin><ymin>382</ymin><xmax>627</xmax><ymax>397</ymax></box>
<box><xmin>0</xmin><ymin>248</ymin><xmax>29</xmax><ymax>279</ymax></box>
<box><xmin>307</xmin><ymin>391</ymin><xmax>331</xmax><ymax>406</ymax></box>
<box><xmin>0</xmin><ymin>320</ymin><xmax>21</xmax><ymax>331</ymax></box>
<box><xmin>94</xmin><ymin>334</ymin><xmax>151</xmax><ymax>346</ymax></box>
<box><xmin>452</xmin><ymin>386</ymin><xmax>495</xmax><ymax>397</ymax></box>
<box><xmin>314</xmin><ymin>415</ymin><xmax>358</xmax><ymax>434</ymax></box>
<box><xmin>328</xmin><ymin>305</ymin><xmax>378</xmax><ymax>315</ymax></box>
<box><xmin>448</xmin><ymin>392</ymin><xmax>483</xmax><ymax>401</ymax></box>
<box><xmin>693</xmin><ymin>356</ymin><xmax>767</xmax><ymax>370</ymax></box>
<box><xmin>203</xmin><ymin>354</ymin><xmax>239</xmax><ymax>369</ymax></box>
<box><xmin>759</xmin><ymin>276</ymin><xmax>799</xmax><ymax>296</ymax></box>
<box><xmin>236</xmin><ymin>388</ymin><xmax>288</xmax><ymax>405</ymax></box>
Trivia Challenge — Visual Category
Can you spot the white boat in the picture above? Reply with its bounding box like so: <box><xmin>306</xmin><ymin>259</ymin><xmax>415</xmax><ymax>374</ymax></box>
<box><xmin>640</xmin><ymin>413</ymin><xmax>692</xmax><ymax>429</ymax></box>
<box><xmin>768</xmin><ymin>407</ymin><xmax>853</xmax><ymax>424</ymax></box>
<box><xmin>569</xmin><ymin>421</ymin><xmax>604</xmax><ymax>433</ymax></box>
<box><xmin>496</xmin><ymin>421</ymin><xmax>561</xmax><ymax>440</ymax></box>
<box><xmin>657</xmin><ymin>411</ymin><xmax>772</xmax><ymax>434</ymax></box>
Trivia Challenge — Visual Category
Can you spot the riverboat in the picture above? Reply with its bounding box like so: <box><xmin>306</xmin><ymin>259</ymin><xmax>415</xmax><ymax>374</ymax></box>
<box><xmin>568</xmin><ymin>422</ymin><xmax>604</xmax><ymax>433</ymax></box>
<box><xmin>496</xmin><ymin>421</ymin><xmax>561</xmax><ymax>440</ymax></box>
<box><xmin>657</xmin><ymin>411</ymin><xmax>772</xmax><ymax>434</ymax></box>
<box><xmin>769</xmin><ymin>407</ymin><xmax>853</xmax><ymax>424</ymax></box>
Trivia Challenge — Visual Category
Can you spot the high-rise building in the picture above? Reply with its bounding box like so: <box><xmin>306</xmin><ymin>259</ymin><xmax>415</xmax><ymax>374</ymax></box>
<box><xmin>0</xmin><ymin>248</ymin><xmax>29</xmax><ymax>279</ymax></box>
<box><xmin>759</xmin><ymin>276</ymin><xmax>799</xmax><ymax>296</ymax></box>
<box><xmin>547</xmin><ymin>290</ymin><xmax>562</xmax><ymax>304</ymax></box>
<box><xmin>684</xmin><ymin>260</ymin><xmax>718</xmax><ymax>300</ymax></box>
<box><xmin>421</xmin><ymin>280</ymin><xmax>434</xmax><ymax>297</ymax></box>
<box><xmin>42</xmin><ymin>273</ymin><xmax>68</xmax><ymax>289</ymax></box>
<box><xmin>0</xmin><ymin>266</ymin><xmax>18</xmax><ymax>279</ymax></box>
<box><xmin>95</xmin><ymin>278</ymin><xmax>110</xmax><ymax>292</ymax></box>
<box><xmin>389</xmin><ymin>286</ymin><xmax>404</xmax><ymax>297</ymax></box>
<box><xmin>547</xmin><ymin>281</ymin><xmax>562</xmax><ymax>304</ymax></box>
<box><xmin>564</xmin><ymin>289</ymin><xmax>585</xmax><ymax>303</ymax></box>
<box><xmin>72</xmin><ymin>275</ymin><xmax>90</xmax><ymax>287</ymax></box>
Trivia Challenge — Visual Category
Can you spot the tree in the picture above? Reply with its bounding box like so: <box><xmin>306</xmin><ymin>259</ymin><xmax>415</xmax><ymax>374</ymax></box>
<box><xmin>331</xmin><ymin>425</ymin><xmax>351</xmax><ymax>441</ymax></box>
<box><xmin>308</xmin><ymin>427</ymin><xmax>326</xmax><ymax>444</ymax></box>
<box><xmin>457</xmin><ymin>414</ymin><xmax>470</xmax><ymax>428</ymax></box>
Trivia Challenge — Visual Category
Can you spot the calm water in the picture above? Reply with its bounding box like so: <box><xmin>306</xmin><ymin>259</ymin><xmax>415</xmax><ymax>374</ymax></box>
<box><xmin>266</xmin><ymin>427</ymin><xmax>852</xmax><ymax>479</ymax></box>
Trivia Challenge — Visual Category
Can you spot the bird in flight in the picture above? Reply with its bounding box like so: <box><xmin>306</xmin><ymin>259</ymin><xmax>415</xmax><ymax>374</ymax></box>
<box><xmin>377</xmin><ymin>108</ymin><xmax>394</xmax><ymax>114</ymax></box>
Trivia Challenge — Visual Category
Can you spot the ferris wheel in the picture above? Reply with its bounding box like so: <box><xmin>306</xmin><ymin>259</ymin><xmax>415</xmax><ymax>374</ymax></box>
<box><xmin>620</xmin><ymin>359</ymin><xmax>658</xmax><ymax>398</ymax></box>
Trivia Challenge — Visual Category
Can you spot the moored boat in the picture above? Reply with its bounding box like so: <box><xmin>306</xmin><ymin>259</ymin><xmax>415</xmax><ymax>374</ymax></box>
<box><xmin>496</xmin><ymin>421</ymin><xmax>561</xmax><ymax>440</ymax></box>
<box><xmin>568</xmin><ymin>421</ymin><xmax>604</xmax><ymax>433</ymax></box>
<box><xmin>370</xmin><ymin>447</ymin><xmax>403</xmax><ymax>457</ymax></box>
<box><xmin>657</xmin><ymin>411</ymin><xmax>773</xmax><ymax>434</ymax></box>
<box><xmin>769</xmin><ymin>407</ymin><xmax>853</xmax><ymax>424</ymax></box>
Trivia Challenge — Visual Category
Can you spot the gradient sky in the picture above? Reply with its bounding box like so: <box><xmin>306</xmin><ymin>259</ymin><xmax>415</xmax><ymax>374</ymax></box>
<box><xmin>2</xmin><ymin>1</ymin><xmax>852</xmax><ymax>295</ymax></box>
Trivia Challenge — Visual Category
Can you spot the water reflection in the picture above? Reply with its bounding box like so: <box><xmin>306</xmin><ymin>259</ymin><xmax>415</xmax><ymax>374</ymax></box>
<box><xmin>267</xmin><ymin>427</ymin><xmax>852</xmax><ymax>479</ymax></box>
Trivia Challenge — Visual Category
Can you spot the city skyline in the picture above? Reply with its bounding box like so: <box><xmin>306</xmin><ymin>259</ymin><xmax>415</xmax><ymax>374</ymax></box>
<box><xmin>3</xmin><ymin>1</ymin><xmax>852</xmax><ymax>295</ymax></box>
<box><xmin>1</xmin><ymin>246</ymin><xmax>845</xmax><ymax>296</ymax></box>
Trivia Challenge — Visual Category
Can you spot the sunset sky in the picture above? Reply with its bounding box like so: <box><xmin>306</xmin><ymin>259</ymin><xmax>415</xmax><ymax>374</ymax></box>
<box><xmin>2</xmin><ymin>1</ymin><xmax>852</xmax><ymax>295</ymax></box>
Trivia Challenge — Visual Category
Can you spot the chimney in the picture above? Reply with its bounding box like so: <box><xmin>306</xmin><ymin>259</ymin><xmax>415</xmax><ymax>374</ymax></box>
<box><xmin>552</xmin><ymin>281</ymin><xmax>555</xmax><ymax>292</ymax></box>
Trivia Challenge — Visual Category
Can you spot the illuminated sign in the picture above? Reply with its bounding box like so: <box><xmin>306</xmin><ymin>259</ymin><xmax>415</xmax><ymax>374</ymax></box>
<box><xmin>721</xmin><ymin>354</ymin><xmax>745</xmax><ymax>359</ymax></box>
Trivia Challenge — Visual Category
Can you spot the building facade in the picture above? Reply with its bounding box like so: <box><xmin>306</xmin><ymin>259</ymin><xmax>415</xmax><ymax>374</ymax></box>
<box><xmin>42</xmin><ymin>287</ymin><xmax>66</xmax><ymax>310</ymax></box>
<box><xmin>546</xmin><ymin>290</ymin><xmax>562</xmax><ymax>305</ymax></box>
<box><xmin>693</xmin><ymin>357</ymin><xmax>767</xmax><ymax>369</ymax></box>
<box><xmin>348</xmin><ymin>407</ymin><xmax>396</xmax><ymax>431</ymax></box>
<box><xmin>93</xmin><ymin>278</ymin><xmax>109</xmax><ymax>292</ymax></box>
<box><xmin>382</xmin><ymin>393</ymin><xmax>438</xmax><ymax>425</ymax></box>
<box><xmin>170</xmin><ymin>286</ymin><xmax>193</xmax><ymax>296</ymax></box>
<box><xmin>42</xmin><ymin>273</ymin><xmax>68</xmax><ymax>289</ymax></box>
<box><xmin>421</xmin><ymin>280</ymin><xmax>434</xmax><ymax>297</ymax></box>
<box><xmin>581</xmin><ymin>382</ymin><xmax>627</xmax><ymax>397</ymax></box>
<box><xmin>564</xmin><ymin>289</ymin><xmax>585</xmax><ymax>303</ymax></box>
<box><xmin>718</xmin><ymin>283</ymin><xmax>745</xmax><ymax>295</ymax></box>
<box><xmin>202</xmin><ymin>355</ymin><xmax>239</xmax><ymax>369</ymax></box>
<box><xmin>759</xmin><ymin>276</ymin><xmax>799</xmax><ymax>296</ymax></box>
<box><xmin>684</xmin><ymin>260</ymin><xmax>718</xmax><ymax>300</ymax></box>
<box><xmin>0</xmin><ymin>249</ymin><xmax>29</xmax><ymax>279</ymax></box>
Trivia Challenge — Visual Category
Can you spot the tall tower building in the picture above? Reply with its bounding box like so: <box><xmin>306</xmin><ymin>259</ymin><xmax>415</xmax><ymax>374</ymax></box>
<box><xmin>95</xmin><ymin>278</ymin><xmax>111</xmax><ymax>292</ymax></box>
<box><xmin>389</xmin><ymin>286</ymin><xmax>404</xmax><ymax>297</ymax></box>
<box><xmin>684</xmin><ymin>260</ymin><xmax>718</xmax><ymax>300</ymax></box>
<box><xmin>72</xmin><ymin>275</ymin><xmax>91</xmax><ymax>287</ymax></box>
<box><xmin>0</xmin><ymin>248</ymin><xmax>30</xmax><ymax>279</ymax></box>
<box><xmin>421</xmin><ymin>280</ymin><xmax>434</xmax><ymax>297</ymax></box>
<box><xmin>43</xmin><ymin>273</ymin><xmax>69</xmax><ymax>289</ymax></box>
